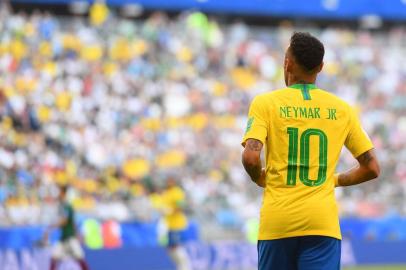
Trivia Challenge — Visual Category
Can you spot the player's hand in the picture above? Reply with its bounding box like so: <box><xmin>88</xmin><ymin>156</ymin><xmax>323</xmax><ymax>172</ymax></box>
<box><xmin>256</xmin><ymin>168</ymin><xmax>266</xmax><ymax>188</ymax></box>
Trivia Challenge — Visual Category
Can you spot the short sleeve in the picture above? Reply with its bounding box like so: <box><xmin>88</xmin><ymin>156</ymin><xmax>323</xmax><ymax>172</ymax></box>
<box><xmin>344</xmin><ymin>107</ymin><xmax>374</xmax><ymax>158</ymax></box>
<box><xmin>241</xmin><ymin>96</ymin><xmax>268</xmax><ymax>147</ymax></box>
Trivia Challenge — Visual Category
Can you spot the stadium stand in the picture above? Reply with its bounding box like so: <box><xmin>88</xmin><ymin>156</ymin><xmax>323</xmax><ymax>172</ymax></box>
<box><xmin>0</xmin><ymin>4</ymin><xmax>405</xmax><ymax>244</ymax></box>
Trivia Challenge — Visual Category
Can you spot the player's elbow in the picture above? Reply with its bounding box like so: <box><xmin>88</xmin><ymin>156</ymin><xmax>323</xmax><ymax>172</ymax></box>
<box><xmin>365</xmin><ymin>159</ymin><xmax>380</xmax><ymax>180</ymax></box>
<box><xmin>357</xmin><ymin>149</ymin><xmax>380</xmax><ymax>181</ymax></box>
<box><xmin>241</xmin><ymin>150</ymin><xmax>260</xmax><ymax>169</ymax></box>
<box><xmin>369</xmin><ymin>161</ymin><xmax>380</xmax><ymax>179</ymax></box>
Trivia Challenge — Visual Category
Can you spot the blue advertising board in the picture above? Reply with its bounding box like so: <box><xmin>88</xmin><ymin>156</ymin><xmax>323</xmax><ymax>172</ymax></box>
<box><xmin>11</xmin><ymin>0</ymin><xmax>406</xmax><ymax>21</ymax></box>
<box><xmin>1</xmin><ymin>239</ymin><xmax>406</xmax><ymax>270</ymax></box>
<box><xmin>0</xmin><ymin>247</ymin><xmax>176</xmax><ymax>270</ymax></box>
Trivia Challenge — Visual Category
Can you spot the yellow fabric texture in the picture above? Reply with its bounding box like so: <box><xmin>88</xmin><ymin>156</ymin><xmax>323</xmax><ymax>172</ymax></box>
<box><xmin>162</xmin><ymin>186</ymin><xmax>188</xmax><ymax>231</ymax></box>
<box><xmin>242</xmin><ymin>86</ymin><xmax>373</xmax><ymax>240</ymax></box>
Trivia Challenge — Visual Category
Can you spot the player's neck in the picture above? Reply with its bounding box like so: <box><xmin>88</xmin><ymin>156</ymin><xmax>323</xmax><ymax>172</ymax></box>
<box><xmin>288</xmin><ymin>75</ymin><xmax>317</xmax><ymax>86</ymax></box>
<box><xmin>289</xmin><ymin>79</ymin><xmax>316</xmax><ymax>86</ymax></box>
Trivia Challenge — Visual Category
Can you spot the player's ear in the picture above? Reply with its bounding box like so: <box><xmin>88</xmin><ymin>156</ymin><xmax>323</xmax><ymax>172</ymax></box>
<box><xmin>284</xmin><ymin>47</ymin><xmax>293</xmax><ymax>72</ymax></box>
<box><xmin>283</xmin><ymin>54</ymin><xmax>288</xmax><ymax>69</ymax></box>
<box><xmin>285</xmin><ymin>57</ymin><xmax>294</xmax><ymax>72</ymax></box>
<box><xmin>317</xmin><ymin>61</ymin><xmax>324</xmax><ymax>73</ymax></box>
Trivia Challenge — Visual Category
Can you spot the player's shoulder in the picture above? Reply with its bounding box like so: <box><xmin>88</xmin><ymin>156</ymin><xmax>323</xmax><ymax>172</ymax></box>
<box><xmin>314</xmin><ymin>88</ymin><xmax>352</xmax><ymax>109</ymax></box>
<box><xmin>256</xmin><ymin>87</ymin><xmax>311</xmax><ymax>99</ymax></box>
<box><xmin>251</xmin><ymin>88</ymin><xmax>287</xmax><ymax>103</ymax></box>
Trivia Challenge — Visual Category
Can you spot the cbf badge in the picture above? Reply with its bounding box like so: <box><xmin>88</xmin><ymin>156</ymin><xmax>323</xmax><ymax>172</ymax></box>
<box><xmin>245</xmin><ymin>117</ymin><xmax>254</xmax><ymax>134</ymax></box>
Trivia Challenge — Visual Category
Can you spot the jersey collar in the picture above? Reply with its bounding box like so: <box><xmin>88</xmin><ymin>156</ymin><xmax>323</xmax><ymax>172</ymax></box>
<box><xmin>288</xmin><ymin>83</ymin><xmax>317</xmax><ymax>90</ymax></box>
<box><xmin>288</xmin><ymin>84</ymin><xmax>317</xmax><ymax>100</ymax></box>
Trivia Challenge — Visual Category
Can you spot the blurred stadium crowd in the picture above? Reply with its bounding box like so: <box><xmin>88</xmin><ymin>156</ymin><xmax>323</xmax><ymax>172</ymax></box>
<box><xmin>0</xmin><ymin>4</ymin><xmax>405</xmax><ymax>235</ymax></box>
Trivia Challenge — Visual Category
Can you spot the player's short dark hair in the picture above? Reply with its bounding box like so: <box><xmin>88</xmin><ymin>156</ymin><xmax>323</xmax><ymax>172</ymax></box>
<box><xmin>289</xmin><ymin>32</ymin><xmax>324</xmax><ymax>72</ymax></box>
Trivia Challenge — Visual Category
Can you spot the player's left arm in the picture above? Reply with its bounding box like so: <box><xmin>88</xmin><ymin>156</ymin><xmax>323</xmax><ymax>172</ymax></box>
<box><xmin>242</xmin><ymin>139</ymin><xmax>266</xmax><ymax>188</ymax></box>
<box><xmin>336</xmin><ymin>106</ymin><xmax>380</xmax><ymax>187</ymax></box>
<box><xmin>336</xmin><ymin>149</ymin><xmax>380</xmax><ymax>187</ymax></box>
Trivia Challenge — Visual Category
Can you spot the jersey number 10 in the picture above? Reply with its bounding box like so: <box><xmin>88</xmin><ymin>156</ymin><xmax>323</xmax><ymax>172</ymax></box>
<box><xmin>286</xmin><ymin>127</ymin><xmax>328</xmax><ymax>187</ymax></box>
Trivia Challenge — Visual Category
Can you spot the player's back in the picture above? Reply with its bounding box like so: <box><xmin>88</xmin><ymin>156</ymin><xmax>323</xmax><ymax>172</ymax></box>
<box><xmin>243</xmin><ymin>84</ymin><xmax>373</xmax><ymax>240</ymax></box>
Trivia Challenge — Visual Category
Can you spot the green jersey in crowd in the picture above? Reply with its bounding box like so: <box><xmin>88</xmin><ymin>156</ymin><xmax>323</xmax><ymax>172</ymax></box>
<box><xmin>60</xmin><ymin>202</ymin><xmax>76</xmax><ymax>241</ymax></box>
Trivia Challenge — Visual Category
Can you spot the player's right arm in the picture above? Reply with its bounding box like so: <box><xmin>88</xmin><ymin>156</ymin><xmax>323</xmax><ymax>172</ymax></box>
<box><xmin>50</xmin><ymin>207</ymin><xmax>69</xmax><ymax>229</ymax></box>
<box><xmin>241</xmin><ymin>95</ymin><xmax>268</xmax><ymax>188</ymax></box>
<box><xmin>56</xmin><ymin>216</ymin><xmax>69</xmax><ymax>227</ymax></box>
<box><xmin>336</xmin><ymin>107</ymin><xmax>380</xmax><ymax>187</ymax></box>
<box><xmin>242</xmin><ymin>139</ymin><xmax>266</xmax><ymax>187</ymax></box>
<box><xmin>336</xmin><ymin>149</ymin><xmax>380</xmax><ymax>187</ymax></box>
<box><xmin>42</xmin><ymin>215</ymin><xmax>68</xmax><ymax>244</ymax></box>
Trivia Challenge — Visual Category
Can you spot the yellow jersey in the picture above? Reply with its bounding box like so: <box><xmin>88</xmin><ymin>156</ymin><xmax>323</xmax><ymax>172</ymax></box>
<box><xmin>162</xmin><ymin>186</ymin><xmax>188</xmax><ymax>231</ymax></box>
<box><xmin>241</xmin><ymin>84</ymin><xmax>373</xmax><ymax>240</ymax></box>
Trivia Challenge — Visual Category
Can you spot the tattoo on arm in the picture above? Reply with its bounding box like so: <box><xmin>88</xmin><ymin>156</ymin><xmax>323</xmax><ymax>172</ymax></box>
<box><xmin>246</xmin><ymin>139</ymin><xmax>263</xmax><ymax>151</ymax></box>
<box><xmin>357</xmin><ymin>151</ymin><xmax>373</xmax><ymax>165</ymax></box>
<box><xmin>338</xmin><ymin>149</ymin><xmax>378</xmax><ymax>187</ymax></box>
<box><xmin>242</xmin><ymin>139</ymin><xmax>263</xmax><ymax>184</ymax></box>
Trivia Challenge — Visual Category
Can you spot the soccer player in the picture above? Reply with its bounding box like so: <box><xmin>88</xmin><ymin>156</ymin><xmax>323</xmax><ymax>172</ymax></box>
<box><xmin>241</xmin><ymin>32</ymin><xmax>380</xmax><ymax>270</ymax></box>
<box><xmin>49</xmin><ymin>186</ymin><xmax>90</xmax><ymax>270</ymax></box>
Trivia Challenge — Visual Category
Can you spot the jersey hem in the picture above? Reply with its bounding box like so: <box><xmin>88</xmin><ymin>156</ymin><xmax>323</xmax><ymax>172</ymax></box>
<box><xmin>258</xmin><ymin>230</ymin><xmax>342</xmax><ymax>241</ymax></box>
